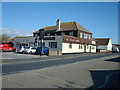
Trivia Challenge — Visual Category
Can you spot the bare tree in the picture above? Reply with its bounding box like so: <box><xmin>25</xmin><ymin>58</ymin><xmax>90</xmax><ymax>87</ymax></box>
<box><xmin>0</xmin><ymin>34</ymin><xmax>10</xmax><ymax>43</ymax></box>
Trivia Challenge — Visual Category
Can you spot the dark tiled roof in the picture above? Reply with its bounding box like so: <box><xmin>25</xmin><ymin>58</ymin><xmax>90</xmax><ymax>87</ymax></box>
<box><xmin>33</xmin><ymin>22</ymin><xmax>91</xmax><ymax>33</ymax></box>
<box><xmin>112</xmin><ymin>44</ymin><xmax>120</xmax><ymax>48</ymax></box>
<box><xmin>94</xmin><ymin>38</ymin><xmax>110</xmax><ymax>45</ymax></box>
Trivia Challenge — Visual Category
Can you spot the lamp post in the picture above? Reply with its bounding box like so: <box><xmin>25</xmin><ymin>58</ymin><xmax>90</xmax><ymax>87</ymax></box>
<box><xmin>39</xmin><ymin>29</ymin><xmax>44</xmax><ymax>56</ymax></box>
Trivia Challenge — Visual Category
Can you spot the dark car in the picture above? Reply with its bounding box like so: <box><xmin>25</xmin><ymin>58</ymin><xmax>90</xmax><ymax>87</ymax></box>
<box><xmin>36</xmin><ymin>47</ymin><xmax>49</xmax><ymax>55</ymax></box>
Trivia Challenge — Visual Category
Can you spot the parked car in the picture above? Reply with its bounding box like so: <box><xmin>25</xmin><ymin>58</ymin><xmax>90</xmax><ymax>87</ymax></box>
<box><xmin>36</xmin><ymin>47</ymin><xmax>49</xmax><ymax>55</ymax></box>
<box><xmin>24</xmin><ymin>47</ymin><xmax>36</xmax><ymax>53</ymax></box>
<box><xmin>16</xmin><ymin>46</ymin><xmax>30</xmax><ymax>53</ymax></box>
<box><xmin>0</xmin><ymin>44</ymin><xmax>16</xmax><ymax>52</ymax></box>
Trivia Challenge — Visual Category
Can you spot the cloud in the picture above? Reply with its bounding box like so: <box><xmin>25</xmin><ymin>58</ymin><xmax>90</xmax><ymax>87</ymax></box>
<box><xmin>0</xmin><ymin>27</ymin><xmax>33</xmax><ymax>37</ymax></box>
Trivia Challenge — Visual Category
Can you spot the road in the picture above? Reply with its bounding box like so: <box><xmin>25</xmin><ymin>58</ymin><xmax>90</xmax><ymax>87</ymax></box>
<box><xmin>1</xmin><ymin>52</ymin><xmax>119</xmax><ymax>75</ymax></box>
<box><xmin>1</xmin><ymin>52</ymin><xmax>120</xmax><ymax>89</ymax></box>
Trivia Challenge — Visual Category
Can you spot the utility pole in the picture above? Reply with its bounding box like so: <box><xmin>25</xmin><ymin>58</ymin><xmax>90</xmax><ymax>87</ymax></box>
<box><xmin>39</xmin><ymin>29</ymin><xmax>44</xmax><ymax>56</ymax></box>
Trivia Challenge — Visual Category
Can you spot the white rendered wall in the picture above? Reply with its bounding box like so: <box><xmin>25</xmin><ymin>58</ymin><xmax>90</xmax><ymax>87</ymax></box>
<box><xmin>62</xmin><ymin>43</ymin><xmax>85</xmax><ymax>53</ymax></box>
<box><xmin>107</xmin><ymin>39</ymin><xmax>112</xmax><ymax>51</ymax></box>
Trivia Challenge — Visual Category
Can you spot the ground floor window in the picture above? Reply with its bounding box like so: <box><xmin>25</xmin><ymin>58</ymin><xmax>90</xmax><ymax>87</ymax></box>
<box><xmin>49</xmin><ymin>42</ymin><xmax>57</xmax><ymax>48</ymax></box>
<box><xmin>92</xmin><ymin>46</ymin><xmax>95</xmax><ymax>49</ymax></box>
<box><xmin>29</xmin><ymin>42</ymin><xmax>34</xmax><ymax>47</ymax></box>
<box><xmin>87</xmin><ymin>45</ymin><xmax>89</xmax><ymax>49</ymax></box>
<box><xmin>69</xmin><ymin>43</ymin><xmax>72</xmax><ymax>49</ymax></box>
<box><xmin>80</xmin><ymin>44</ymin><xmax>83</xmax><ymax>49</ymax></box>
<box><xmin>79</xmin><ymin>44</ymin><xmax>81</xmax><ymax>49</ymax></box>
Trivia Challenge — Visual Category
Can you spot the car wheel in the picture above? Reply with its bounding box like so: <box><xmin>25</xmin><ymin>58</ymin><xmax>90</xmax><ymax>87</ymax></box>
<box><xmin>29</xmin><ymin>51</ymin><xmax>32</xmax><ymax>53</ymax></box>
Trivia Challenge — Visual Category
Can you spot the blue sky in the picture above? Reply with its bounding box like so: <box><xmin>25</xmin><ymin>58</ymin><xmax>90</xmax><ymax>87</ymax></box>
<box><xmin>2</xmin><ymin>2</ymin><xmax>118</xmax><ymax>44</ymax></box>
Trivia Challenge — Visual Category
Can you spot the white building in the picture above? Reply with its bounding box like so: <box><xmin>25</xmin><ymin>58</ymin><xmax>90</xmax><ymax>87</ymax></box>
<box><xmin>94</xmin><ymin>38</ymin><xmax>112</xmax><ymax>52</ymax></box>
<box><xmin>112</xmin><ymin>44</ymin><xmax>120</xmax><ymax>52</ymax></box>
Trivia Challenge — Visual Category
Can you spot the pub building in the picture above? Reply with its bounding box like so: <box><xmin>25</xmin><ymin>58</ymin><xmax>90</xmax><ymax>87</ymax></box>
<box><xmin>13</xmin><ymin>19</ymin><xmax>96</xmax><ymax>54</ymax></box>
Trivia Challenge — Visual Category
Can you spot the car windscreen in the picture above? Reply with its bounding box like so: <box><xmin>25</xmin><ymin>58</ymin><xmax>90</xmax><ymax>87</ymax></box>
<box><xmin>31</xmin><ymin>48</ymin><xmax>36</xmax><ymax>49</ymax></box>
<box><xmin>24</xmin><ymin>47</ymin><xmax>30</xmax><ymax>49</ymax></box>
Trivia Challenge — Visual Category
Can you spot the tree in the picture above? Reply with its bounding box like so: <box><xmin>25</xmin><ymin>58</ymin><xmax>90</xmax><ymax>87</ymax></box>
<box><xmin>0</xmin><ymin>34</ymin><xmax>10</xmax><ymax>43</ymax></box>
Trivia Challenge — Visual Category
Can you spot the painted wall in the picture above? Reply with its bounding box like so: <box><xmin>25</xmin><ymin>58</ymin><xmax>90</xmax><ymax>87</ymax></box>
<box><xmin>62</xmin><ymin>43</ymin><xmax>83</xmax><ymax>53</ymax></box>
<box><xmin>96</xmin><ymin>39</ymin><xmax>112</xmax><ymax>51</ymax></box>
<box><xmin>107</xmin><ymin>39</ymin><xmax>112</xmax><ymax>51</ymax></box>
<box><xmin>41</xmin><ymin>36</ymin><xmax>63</xmax><ymax>51</ymax></box>
<box><xmin>62</xmin><ymin>43</ymin><xmax>96</xmax><ymax>53</ymax></box>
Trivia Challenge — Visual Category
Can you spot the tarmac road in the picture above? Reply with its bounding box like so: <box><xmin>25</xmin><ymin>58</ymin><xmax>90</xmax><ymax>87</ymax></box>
<box><xmin>2</xmin><ymin>53</ymin><xmax>120</xmax><ymax>89</ymax></box>
<box><xmin>2</xmin><ymin>52</ymin><xmax>119</xmax><ymax>75</ymax></box>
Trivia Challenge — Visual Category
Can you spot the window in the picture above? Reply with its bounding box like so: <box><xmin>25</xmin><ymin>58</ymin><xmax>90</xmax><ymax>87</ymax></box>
<box><xmin>88</xmin><ymin>35</ymin><xmax>91</xmax><ymax>39</ymax></box>
<box><xmin>47</xmin><ymin>33</ymin><xmax>50</xmax><ymax>36</ymax></box>
<box><xmin>69</xmin><ymin>43</ymin><xmax>72</xmax><ymax>49</ymax></box>
<box><xmin>87</xmin><ymin>45</ymin><xmax>89</xmax><ymax>49</ymax></box>
<box><xmin>92</xmin><ymin>46</ymin><xmax>95</xmax><ymax>49</ymax></box>
<box><xmin>35</xmin><ymin>34</ymin><xmax>38</xmax><ymax>37</ymax></box>
<box><xmin>49</xmin><ymin>42</ymin><xmax>57</xmax><ymax>48</ymax></box>
<box><xmin>43</xmin><ymin>42</ymin><xmax>45</xmax><ymax>47</ymax></box>
<box><xmin>81</xmin><ymin>45</ymin><xmax>83</xmax><ymax>49</ymax></box>
<box><xmin>69</xmin><ymin>31</ymin><xmax>74</xmax><ymax>36</ymax></box>
<box><xmin>84</xmin><ymin>34</ymin><xmax>87</xmax><ymax>39</ymax></box>
<box><xmin>79</xmin><ymin>44</ymin><xmax>81</xmax><ymax>49</ymax></box>
<box><xmin>80</xmin><ymin>33</ymin><xmax>82</xmax><ymax>38</ymax></box>
<box><xmin>29</xmin><ymin>42</ymin><xmax>34</xmax><ymax>47</ymax></box>
<box><xmin>61</xmin><ymin>32</ymin><xmax>65</xmax><ymax>35</ymax></box>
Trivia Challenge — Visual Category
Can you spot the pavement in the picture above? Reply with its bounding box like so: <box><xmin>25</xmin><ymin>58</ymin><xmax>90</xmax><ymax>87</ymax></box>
<box><xmin>2</xmin><ymin>54</ymin><xmax>120</xmax><ymax>89</ymax></box>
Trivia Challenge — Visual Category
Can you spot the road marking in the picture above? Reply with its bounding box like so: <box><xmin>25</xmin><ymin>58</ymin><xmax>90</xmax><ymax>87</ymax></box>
<box><xmin>0</xmin><ymin>63</ymin><xmax>12</xmax><ymax>65</ymax></box>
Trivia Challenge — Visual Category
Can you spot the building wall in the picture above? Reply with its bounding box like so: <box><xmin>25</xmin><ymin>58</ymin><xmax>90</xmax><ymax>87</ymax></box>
<box><xmin>62</xmin><ymin>43</ymin><xmax>83</xmax><ymax>53</ymax></box>
<box><xmin>97</xmin><ymin>45</ymin><xmax>107</xmax><ymax>50</ymax></box>
<box><xmin>107</xmin><ymin>39</ymin><xmax>112</xmax><ymax>51</ymax></box>
<box><xmin>13</xmin><ymin>37</ymin><xmax>36</xmax><ymax>48</ymax></box>
<box><xmin>41</xmin><ymin>36</ymin><xmax>63</xmax><ymax>51</ymax></box>
<box><xmin>112</xmin><ymin>46</ymin><xmax>119</xmax><ymax>52</ymax></box>
<box><xmin>13</xmin><ymin>36</ymin><xmax>63</xmax><ymax>51</ymax></box>
<box><xmin>62</xmin><ymin>43</ymin><xmax>96</xmax><ymax>53</ymax></box>
<box><xmin>13</xmin><ymin>36</ymin><xmax>96</xmax><ymax>54</ymax></box>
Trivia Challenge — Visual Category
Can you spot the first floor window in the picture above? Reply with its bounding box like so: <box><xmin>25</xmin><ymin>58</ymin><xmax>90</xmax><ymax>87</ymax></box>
<box><xmin>69</xmin><ymin>31</ymin><xmax>74</xmax><ymax>36</ymax></box>
<box><xmin>80</xmin><ymin>33</ymin><xmax>82</xmax><ymax>38</ymax></box>
<box><xmin>61</xmin><ymin>32</ymin><xmax>65</xmax><ymax>35</ymax></box>
<box><xmin>69</xmin><ymin>43</ymin><xmax>72</xmax><ymax>49</ymax></box>
<box><xmin>84</xmin><ymin>33</ymin><xmax>87</xmax><ymax>39</ymax></box>
<box><xmin>88</xmin><ymin>35</ymin><xmax>91</xmax><ymax>39</ymax></box>
<box><xmin>49</xmin><ymin>42</ymin><xmax>57</xmax><ymax>48</ymax></box>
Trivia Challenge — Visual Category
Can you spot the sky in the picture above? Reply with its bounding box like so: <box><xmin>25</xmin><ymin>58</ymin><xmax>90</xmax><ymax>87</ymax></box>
<box><xmin>1</xmin><ymin>2</ymin><xmax>119</xmax><ymax>44</ymax></box>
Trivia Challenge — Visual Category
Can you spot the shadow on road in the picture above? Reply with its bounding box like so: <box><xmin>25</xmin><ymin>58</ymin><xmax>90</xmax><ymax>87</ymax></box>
<box><xmin>86</xmin><ymin>70</ymin><xmax>120</xmax><ymax>90</ymax></box>
<box><xmin>104</xmin><ymin>57</ymin><xmax>120</xmax><ymax>63</ymax></box>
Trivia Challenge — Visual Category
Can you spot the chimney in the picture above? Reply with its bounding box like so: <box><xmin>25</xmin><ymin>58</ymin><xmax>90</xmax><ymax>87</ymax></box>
<box><xmin>56</xmin><ymin>19</ymin><xmax>60</xmax><ymax>30</ymax></box>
